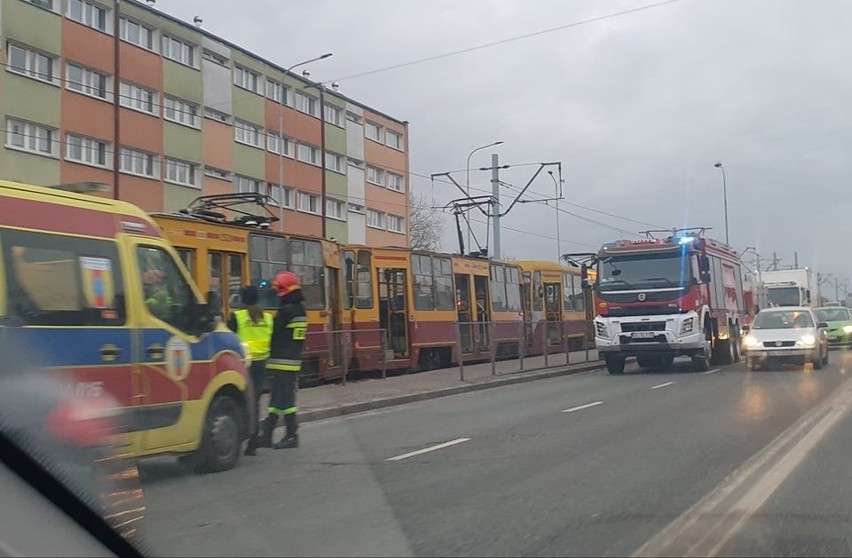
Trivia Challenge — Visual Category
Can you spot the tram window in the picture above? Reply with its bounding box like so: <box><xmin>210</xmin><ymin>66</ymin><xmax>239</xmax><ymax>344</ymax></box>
<box><xmin>344</xmin><ymin>250</ymin><xmax>355</xmax><ymax>309</ymax></box>
<box><xmin>291</xmin><ymin>239</ymin><xmax>325</xmax><ymax>310</ymax></box>
<box><xmin>434</xmin><ymin>257</ymin><xmax>454</xmax><ymax>310</ymax></box>
<box><xmin>356</xmin><ymin>250</ymin><xmax>373</xmax><ymax>309</ymax></box>
<box><xmin>562</xmin><ymin>272</ymin><xmax>573</xmax><ymax>311</ymax></box>
<box><xmin>412</xmin><ymin>254</ymin><xmax>434</xmax><ymax>310</ymax></box>
<box><xmin>533</xmin><ymin>271</ymin><xmax>543</xmax><ymax>311</ymax></box>
<box><xmin>249</xmin><ymin>234</ymin><xmax>288</xmax><ymax>309</ymax></box>
<box><xmin>490</xmin><ymin>265</ymin><xmax>507</xmax><ymax>311</ymax></box>
<box><xmin>505</xmin><ymin>267</ymin><xmax>521</xmax><ymax>312</ymax></box>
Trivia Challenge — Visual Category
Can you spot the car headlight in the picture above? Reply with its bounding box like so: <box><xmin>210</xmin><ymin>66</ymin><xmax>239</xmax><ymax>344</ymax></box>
<box><xmin>843</xmin><ymin>325</ymin><xmax>852</xmax><ymax>334</ymax></box>
<box><xmin>744</xmin><ymin>335</ymin><xmax>759</xmax><ymax>348</ymax></box>
<box><xmin>680</xmin><ymin>317</ymin><xmax>694</xmax><ymax>335</ymax></box>
<box><xmin>796</xmin><ymin>334</ymin><xmax>816</xmax><ymax>347</ymax></box>
<box><xmin>595</xmin><ymin>321</ymin><xmax>608</xmax><ymax>338</ymax></box>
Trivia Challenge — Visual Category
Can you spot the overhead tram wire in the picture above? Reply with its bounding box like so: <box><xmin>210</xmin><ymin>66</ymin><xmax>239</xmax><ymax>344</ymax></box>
<box><xmin>325</xmin><ymin>0</ymin><xmax>685</xmax><ymax>84</ymax></box>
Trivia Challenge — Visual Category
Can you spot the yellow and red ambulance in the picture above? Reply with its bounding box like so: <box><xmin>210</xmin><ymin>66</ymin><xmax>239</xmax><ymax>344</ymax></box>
<box><xmin>0</xmin><ymin>180</ymin><xmax>254</xmax><ymax>473</ymax></box>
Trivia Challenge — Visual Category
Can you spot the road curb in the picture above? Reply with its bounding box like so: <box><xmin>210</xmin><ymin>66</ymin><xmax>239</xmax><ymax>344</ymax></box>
<box><xmin>300</xmin><ymin>359</ymin><xmax>605</xmax><ymax>423</ymax></box>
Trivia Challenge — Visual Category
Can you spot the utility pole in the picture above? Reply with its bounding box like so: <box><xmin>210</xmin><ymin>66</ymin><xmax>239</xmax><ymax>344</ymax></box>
<box><xmin>491</xmin><ymin>153</ymin><xmax>501</xmax><ymax>261</ymax></box>
<box><xmin>794</xmin><ymin>251</ymin><xmax>799</xmax><ymax>268</ymax></box>
<box><xmin>769</xmin><ymin>252</ymin><xmax>780</xmax><ymax>271</ymax></box>
<box><xmin>754</xmin><ymin>253</ymin><xmax>762</xmax><ymax>281</ymax></box>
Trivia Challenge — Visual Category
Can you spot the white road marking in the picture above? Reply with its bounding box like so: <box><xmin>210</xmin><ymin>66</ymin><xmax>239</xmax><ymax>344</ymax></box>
<box><xmin>703</xmin><ymin>368</ymin><xmax>720</xmax><ymax>375</ymax></box>
<box><xmin>650</xmin><ymin>381</ymin><xmax>676</xmax><ymax>389</ymax></box>
<box><xmin>386</xmin><ymin>438</ymin><xmax>471</xmax><ymax>462</ymax></box>
<box><xmin>562</xmin><ymin>401</ymin><xmax>604</xmax><ymax>413</ymax></box>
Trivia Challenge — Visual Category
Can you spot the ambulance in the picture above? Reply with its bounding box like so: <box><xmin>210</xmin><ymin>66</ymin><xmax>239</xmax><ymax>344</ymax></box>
<box><xmin>0</xmin><ymin>180</ymin><xmax>254</xmax><ymax>473</ymax></box>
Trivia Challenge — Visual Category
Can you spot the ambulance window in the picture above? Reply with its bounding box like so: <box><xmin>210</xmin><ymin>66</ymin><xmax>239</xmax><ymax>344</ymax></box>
<box><xmin>1</xmin><ymin>229</ymin><xmax>126</xmax><ymax>326</ymax></box>
<box><xmin>290</xmin><ymin>239</ymin><xmax>324</xmax><ymax>310</ymax></box>
<box><xmin>137</xmin><ymin>246</ymin><xmax>196</xmax><ymax>332</ymax></box>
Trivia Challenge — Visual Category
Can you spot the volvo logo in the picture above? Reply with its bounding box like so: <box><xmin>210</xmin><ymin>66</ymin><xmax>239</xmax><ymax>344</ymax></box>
<box><xmin>638</xmin><ymin>293</ymin><xmax>646</xmax><ymax>301</ymax></box>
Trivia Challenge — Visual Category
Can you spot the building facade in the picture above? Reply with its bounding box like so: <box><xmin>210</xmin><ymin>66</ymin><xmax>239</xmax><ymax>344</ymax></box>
<box><xmin>0</xmin><ymin>0</ymin><xmax>410</xmax><ymax>246</ymax></box>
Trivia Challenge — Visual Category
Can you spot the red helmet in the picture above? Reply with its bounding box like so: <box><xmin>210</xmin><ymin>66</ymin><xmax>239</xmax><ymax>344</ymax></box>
<box><xmin>272</xmin><ymin>271</ymin><xmax>301</xmax><ymax>297</ymax></box>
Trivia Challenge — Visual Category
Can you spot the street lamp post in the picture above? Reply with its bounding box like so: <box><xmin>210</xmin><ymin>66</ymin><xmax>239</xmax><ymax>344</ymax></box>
<box><xmin>714</xmin><ymin>162</ymin><xmax>729</xmax><ymax>246</ymax></box>
<box><xmin>465</xmin><ymin>141</ymin><xmax>502</xmax><ymax>255</ymax></box>
<box><xmin>548</xmin><ymin>170</ymin><xmax>562</xmax><ymax>261</ymax></box>
<box><xmin>277</xmin><ymin>53</ymin><xmax>332</xmax><ymax>232</ymax></box>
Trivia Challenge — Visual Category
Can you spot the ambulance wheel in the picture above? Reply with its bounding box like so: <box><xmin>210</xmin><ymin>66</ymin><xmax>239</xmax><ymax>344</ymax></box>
<box><xmin>194</xmin><ymin>394</ymin><xmax>244</xmax><ymax>474</ymax></box>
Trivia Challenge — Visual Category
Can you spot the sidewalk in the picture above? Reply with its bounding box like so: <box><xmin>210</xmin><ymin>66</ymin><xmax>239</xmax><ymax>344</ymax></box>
<box><xmin>296</xmin><ymin>348</ymin><xmax>602</xmax><ymax>422</ymax></box>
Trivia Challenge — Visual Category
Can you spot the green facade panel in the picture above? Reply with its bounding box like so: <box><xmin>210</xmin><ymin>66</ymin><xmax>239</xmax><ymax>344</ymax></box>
<box><xmin>2</xmin><ymin>75</ymin><xmax>61</xmax><ymax>126</ymax></box>
<box><xmin>325</xmin><ymin>218</ymin><xmax>347</xmax><ymax>243</ymax></box>
<box><xmin>163</xmin><ymin>122</ymin><xmax>202</xmax><ymax>163</ymax></box>
<box><xmin>232</xmin><ymin>143</ymin><xmax>264</xmax><ymax>178</ymax></box>
<box><xmin>3</xmin><ymin>0</ymin><xmax>62</xmax><ymax>54</ymax></box>
<box><xmin>325</xmin><ymin>170</ymin><xmax>347</xmax><ymax>198</ymax></box>
<box><xmin>324</xmin><ymin>122</ymin><xmax>347</xmax><ymax>155</ymax></box>
<box><xmin>163</xmin><ymin>60</ymin><xmax>203</xmax><ymax>104</ymax></box>
<box><xmin>0</xmin><ymin>150</ymin><xmax>59</xmax><ymax>186</ymax></box>
<box><xmin>163</xmin><ymin>183</ymin><xmax>201</xmax><ymax>213</ymax></box>
<box><xmin>231</xmin><ymin>86</ymin><xmax>264</xmax><ymax>125</ymax></box>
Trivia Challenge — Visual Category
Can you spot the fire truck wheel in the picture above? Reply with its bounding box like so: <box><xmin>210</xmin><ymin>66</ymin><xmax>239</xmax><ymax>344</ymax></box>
<box><xmin>712</xmin><ymin>339</ymin><xmax>735</xmax><ymax>366</ymax></box>
<box><xmin>605</xmin><ymin>356</ymin><xmax>626</xmax><ymax>375</ymax></box>
<box><xmin>692</xmin><ymin>335</ymin><xmax>712</xmax><ymax>372</ymax></box>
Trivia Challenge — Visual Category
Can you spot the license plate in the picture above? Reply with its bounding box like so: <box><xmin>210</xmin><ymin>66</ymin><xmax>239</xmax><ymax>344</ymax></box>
<box><xmin>632</xmin><ymin>331</ymin><xmax>656</xmax><ymax>339</ymax></box>
<box><xmin>765</xmin><ymin>350</ymin><xmax>791</xmax><ymax>357</ymax></box>
<box><xmin>829</xmin><ymin>337</ymin><xmax>839</xmax><ymax>342</ymax></box>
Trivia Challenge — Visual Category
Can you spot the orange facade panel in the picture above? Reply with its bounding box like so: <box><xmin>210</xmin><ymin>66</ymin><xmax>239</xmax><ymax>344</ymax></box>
<box><xmin>364</xmin><ymin>137</ymin><xmax>407</xmax><ymax>173</ymax></box>
<box><xmin>61</xmin><ymin>90</ymin><xmax>114</xmax><ymax>141</ymax></box>
<box><xmin>59</xmin><ymin>162</ymin><xmax>114</xmax><ymax>198</ymax></box>
<box><xmin>202</xmin><ymin>176</ymin><xmax>234</xmax><ymax>197</ymax></box>
<box><xmin>366</xmin><ymin>227</ymin><xmax>406</xmax><ymax>248</ymax></box>
<box><xmin>284</xmin><ymin>210</ymin><xmax>322</xmax><ymax>238</ymax></box>
<box><xmin>282</xmin><ymin>108</ymin><xmax>321</xmax><ymax>146</ymax></box>
<box><xmin>119</xmin><ymin>108</ymin><xmax>163</xmax><ymax>154</ymax></box>
<box><xmin>264</xmin><ymin>151</ymin><xmax>297</xmax><ymax>185</ymax></box>
<box><xmin>118</xmin><ymin>174</ymin><xmax>164</xmax><ymax>212</ymax></box>
<box><xmin>289</xmin><ymin>161</ymin><xmax>322</xmax><ymax>193</ymax></box>
<box><xmin>119</xmin><ymin>42</ymin><xmax>163</xmax><ymax>91</ymax></box>
<box><xmin>202</xmin><ymin>119</ymin><xmax>233</xmax><ymax>170</ymax></box>
<box><xmin>62</xmin><ymin>20</ymin><xmax>114</xmax><ymax>74</ymax></box>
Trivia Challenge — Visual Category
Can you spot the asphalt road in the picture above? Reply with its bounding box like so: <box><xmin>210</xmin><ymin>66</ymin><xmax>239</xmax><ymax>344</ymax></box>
<box><xmin>137</xmin><ymin>352</ymin><xmax>852</xmax><ymax>557</ymax></box>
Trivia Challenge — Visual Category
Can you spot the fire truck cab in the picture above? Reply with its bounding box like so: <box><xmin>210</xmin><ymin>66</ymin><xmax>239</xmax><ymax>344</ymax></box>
<box><xmin>581</xmin><ymin>231</ymin><xmax>746</xmax><ymax>374</ymax></box>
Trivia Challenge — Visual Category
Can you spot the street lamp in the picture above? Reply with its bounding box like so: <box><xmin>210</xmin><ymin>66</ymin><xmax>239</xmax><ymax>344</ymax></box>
<box><xmin>276</xmin><ymin>53</ymin><xmax>333</xmax><ymax>232</ymax></box>
<box><xmin>466</xmin><ymin>141</ymin><xmax>502</xmax><ymax>254</ymax></box>
<box><xmin>548</xmin><ymin>170</ymin><xmax>562</xmax><ymax>261</ymax></box>
<box><xmin>713</xmin><ymin>162</ymin><xmax>729</xmax><ymax>246</ymax></box>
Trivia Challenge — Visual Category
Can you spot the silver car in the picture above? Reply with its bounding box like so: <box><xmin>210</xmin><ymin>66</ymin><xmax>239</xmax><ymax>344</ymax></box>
<box><xmin>741</xmin><ymin>306</ymin><xmax>829</xmax><ymax>371</ymax></box>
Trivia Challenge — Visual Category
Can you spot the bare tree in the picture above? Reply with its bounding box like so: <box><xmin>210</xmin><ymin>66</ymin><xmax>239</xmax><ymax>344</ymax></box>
<box><xmin>409</xmin><ymin>192</ymin><xmax>442</xmax><ymax>252</ymax></box>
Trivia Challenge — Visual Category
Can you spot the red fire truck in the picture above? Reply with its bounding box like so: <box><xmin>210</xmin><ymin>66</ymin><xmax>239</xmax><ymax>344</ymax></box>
<box><xmin>573</xmin><ymin>229</ymin><xmax>747</xmax><ymax>374</ymax></box>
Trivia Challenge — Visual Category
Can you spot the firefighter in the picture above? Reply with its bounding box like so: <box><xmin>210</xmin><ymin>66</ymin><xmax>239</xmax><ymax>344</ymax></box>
<box><xmin>227</xmin><ymin>285</ymin><xmax>273</xmax><ymax>456</ymax></box>
<box><xmin>258</xmin><ymin>271</ymin><xmax>307</xmax><ymax>450</ymax></box>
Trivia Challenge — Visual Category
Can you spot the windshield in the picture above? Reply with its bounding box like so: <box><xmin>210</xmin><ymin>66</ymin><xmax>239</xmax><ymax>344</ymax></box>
<box><xmin>767</xmin><ymin>286</ymin><xmax>801</xmax><ymax>306</ymax></box>
<box><xmin>753</xmin><ymin>310</ymin><xmax>814</xmax><ymax>329</ymax></box>
<box><xmin>816</xmin><ymin>307</ymin><xmax>850</xmax><ymax>322</ymax></box>
<box><xmin>598</xmin><ymin>254</ymin><xmax>691</xmax><ymax>291</ymax></box>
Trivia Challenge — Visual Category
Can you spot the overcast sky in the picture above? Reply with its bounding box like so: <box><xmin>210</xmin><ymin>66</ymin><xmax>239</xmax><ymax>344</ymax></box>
<box><xmin>163</xmin><ymin>0</ymin><xmax>852</xmax><ymax>295</ymax></box>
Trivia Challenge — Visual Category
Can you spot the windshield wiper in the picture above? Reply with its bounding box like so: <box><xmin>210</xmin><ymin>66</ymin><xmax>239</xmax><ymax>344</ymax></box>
<box><xmin>638</xmin><ymin>277</ymin><xmax>678</xmax><ymax>287</ymax></box>
<box><xmin>599</xmin><ymin>279</ymin><xmax>633</xmax><ymax>290</ymax></box>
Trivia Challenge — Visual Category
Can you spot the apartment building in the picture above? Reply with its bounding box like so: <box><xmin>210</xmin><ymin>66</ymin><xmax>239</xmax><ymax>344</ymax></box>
<box><xmin>0</xmin><ymin>0</ymin><xmax>410</xmax><ymax>246</ymax></box>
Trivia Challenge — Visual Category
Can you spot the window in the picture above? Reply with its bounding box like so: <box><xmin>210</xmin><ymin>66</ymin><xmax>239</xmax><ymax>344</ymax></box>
<box><xmin>294</xmin><ymin>92</ymin><xmax>319</xmax><ymax>117</ymax></box>
<box><xmin>248</xmin><ymin>234</ymin><xmax>287</xmax><ymax>309</ymax></box>
<box><xmin>290</xmin><ymin>239</ymin><xmax>325</xmax><ymax>310</ymax></box>
<box><xmin>176</xmin><ymin>248</ymin><xmax>195</xmax><ymax>277</ymax></box>
<box><xmin>267</xmin><ymin>132</ymin><xmax>294</xmax><ymax>157</ymax></box>
<box><xmin>412</xmin><ymin>255</ymin><xmax>434</xmax><ymax>310</ymax></box>
<box><xmin>387</xmin><ymin>214</ymin><xmax>405</xmax><ymax>234</ymax></box>
<box><xmin>204</xmin><ymin>166</ymin><xmax>231</xmax><ymax>180</ymax></box>
<box><xmin>343</xmin><ymin>250</ymin><xmax>373</xmax><ymax>310</ymax></box>
<box><xmin>2</xmin><ymin>229</ymin><xmax>126</xmax><ymax>326</ymax></box>
<box><xmin>268</xmin><ymin>183</ymin><xmax>294</xmax><ymax>209</ymax></box>
<box><xmin>386</xmin><ymin>172</ymin><xmax>404</xmax><ymax>192</ymax></box>
<box><xmin>5</xmin><ymin>119</ymin><xmax>57</xmax><ymax>157</ymax></box>
<box><xmin>533</xmin><ymin>271</ymin><xmax>543</xmax><ymax>312</ymax></box>
<box><xmin>164</xmin><ymin>96</ymin><xmax>200</xmax><ymax>128</ymax></box>
<box><xmin>266</xmin><ymin>79</ymin><xmax>289</xmax><ymax>104</ymax></box>
<box><xmin>348</xmin><ymin>157</ymin><xmax>364</xmax><ymax>169</ymax></box>
<box><xmin>323</xmin><ymin>104</ymin><xmax>342</xmax><ymax>126</ymax></box>
<box><xmin>7</xmin><ymin>43</ymin><xmax>55</xmax><ymax>83</ymax></box>
<box><xmin>348</xmin><ymin>202</ymin><xmax>365</xmax><ymax>214</ymax></box>
<box><xmin>235</xmin><ymin>175</ymin><xmax>262</xmax><ymax>194</ymax></box>
<box><xmin>346</xmin><ymin>111</ymin><xmax>363</xmax><ymax>124</ymax></box>
<box><xmin>66</xmin><ymin>63</ymin><xmax>109</xmax><ymax>99</ymax></box>
<box><xmin>365</xmin><ymin>121</ymin><xmax>382</xmax><ymax>142</ymax></box>
<box><xmin>119</xmin><ymin>147</ymin><xmax>158</xmax><ymax>178</ymax></box>
<box><xmin>234</xmin><ymin>120</ymin><xmax>262</xmax><ymax>148</ymax></box>
<box><xmin>203</xmin><ymin>106</ymin><xmax>229</xmax><ymax>123</ymax></box>
<box><xmin>569</xmin><ymin>272</ymin><xmax>585</xmax><ymax>313</ymax></box>
<box><xmin>326</xmin><ymin>198</ymin><xmax>345</xmax><ymax>221</ymax></box>
<box><xmin>386</xmin><ymin>129</ymin><xmax>403</xmax><ymax>150</ymax></box>
<box><xmin>233</xmin><ymin>66</ymin><xmax>260</xmax><ymax>93</ymax></box>
<box><xmin>434</xmin><ymin>257</ymin><xmax>455</xmax><ymax>311</ymax></box>
<box><xmin>65</xmin><ymin>134</ymin><xmax>109</xmax><ymax>168</ymax></box>
<box><xmin>137</xmin><ymin>245</ymin><xmax>197</xmax><ymax>332</ymax></box>
<box><xmin>202</xmin><ymin>49</ymin><xmax>228</xmax><ymax>66</ymax></box>
<box><xmin>297</xmin><ymin>143</ymin><xmax>320</xmax><ymax>165</ymax></box>
<box><xmin>165</xmin><ymin>158</ymin><xmax>199</xmax><ymax>188</ymax></box>
<box><xmin>490</xmin><ymin>265</ymin><xmax>508</xmax><ymax>312</ymax></box>
<box><xmin>23</xmin><ymin>0</ymin><xmax>56</xmax><ymax>9</ymax></box>
<box><xmin>367</xmin><ymin>209</ymin><xmax>385</xmax><ymax>229</ymax></box>
<box><xmin>161</xmin><ymin>35</ymin><xmax>196</xmax><ymax>67</ymax></box>
<box><xmin>366</xmin><ymin>166</ymin><xmax>385</xmax><ymax>185</ymax></box>
<box><xmin>119</xmin><ymin>18</ymin><xmax>155</xmax><ymax>50</ymax></box>
<box><xmin>119</xmin><ymin>82</ymin><xmax>157</xmax><ymax>115</ymax></box>
<box><xmin>297</xmin><ymin>192</ymin><xmax>320</xmax><ymax>215</ymax></box>
<box><xmin>325</xmin><ymin>152</ymin><xmax>345</xmax><ymax>173</ymax></box>
<box><xmin>67</xmin><ymin>0</ymin><xmax>108</xmax><ymax>33</ymax></box>
<box><xmin>506</xmin><ymin>267</ymin><xmax>521</xmax><ymax>312</ymax></box>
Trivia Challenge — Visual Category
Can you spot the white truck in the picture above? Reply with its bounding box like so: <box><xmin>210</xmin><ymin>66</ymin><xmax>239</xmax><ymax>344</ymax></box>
<box><xmin>762</xmin><ymin>268</ymin><xmax>818</xmax><ymax>308</ymax></box>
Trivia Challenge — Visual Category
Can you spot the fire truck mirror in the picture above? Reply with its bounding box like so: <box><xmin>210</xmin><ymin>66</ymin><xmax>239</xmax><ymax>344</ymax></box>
<box><xmin>699</xmin><ymin>255</ymin><xmax>711</xmax><ymax>273</ymax></box>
